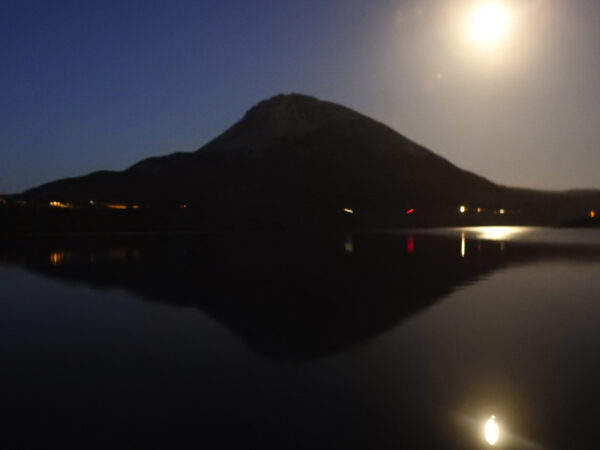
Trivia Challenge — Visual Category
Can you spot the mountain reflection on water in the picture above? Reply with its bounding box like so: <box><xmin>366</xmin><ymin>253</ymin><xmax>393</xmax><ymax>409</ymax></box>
<box><xmin>1</xmin><ymin>228</ymin><xmax>600</xmax><ymax>450</ymax></box>
<box><xmin>2</xmin><ymin>230</ymin><xmax>599</xmax><ymax>363</ymax></box>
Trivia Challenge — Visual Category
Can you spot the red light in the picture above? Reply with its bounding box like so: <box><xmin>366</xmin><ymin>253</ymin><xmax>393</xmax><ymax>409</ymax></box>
<box><xmin>406</xmin><ymin>208</ymin><xmax>415</xmax><ymax>215</ymax></box>
<box><xmin>407</xmin><ymin>235</ymin><xmax>415</xmax><ymax>254</ymax></box>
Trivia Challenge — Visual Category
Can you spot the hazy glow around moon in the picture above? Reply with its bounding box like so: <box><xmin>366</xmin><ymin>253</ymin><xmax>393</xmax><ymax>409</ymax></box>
<box><xmin>467</xmin><ymin>2</ymin><xmax>512</xmax><ymax>46</ymax></box>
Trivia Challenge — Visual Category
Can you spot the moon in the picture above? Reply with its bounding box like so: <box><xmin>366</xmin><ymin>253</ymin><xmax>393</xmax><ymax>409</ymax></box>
<box><xmin>466</xmin><ymin>2</ymin><xmax>512</xmax><ymax>47</ymax></box>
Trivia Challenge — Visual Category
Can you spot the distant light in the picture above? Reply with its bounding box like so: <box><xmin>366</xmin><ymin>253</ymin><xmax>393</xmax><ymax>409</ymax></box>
<box><xmin>406</xmin><ymin>208</ymin><xmax>415</xmax><ymax>215</ymax></box>
<box><xmin>477</xmin><ymin>207</ymin><xmax>482</xmax><ymax>213</ymax></box>
<box><xmin>89</xmin><ymin>200</ymin><xmax>95</xmax><ymax>206</ymax></box>
<box><xmin>132</xmin><ymin>205</ymin><xmax>140</xmax><ymax>209</ymax></box>
<box><xmin>343</xmin><ymin>208</ymin><xmax>354</xmax><ymax>214</ymax></box>
<box><xmin>49</xmin><ymin>201</ymin><xmax>71</xmax><ymax>208</ymax></box>
<box><xmin>485</xmin><ymin>415</ymin><xmax>499</xmax><ymax>446</ymax></box>
<box><xmin>459</xmin><ymin>205</ymin><xmax>467</xmax><ymax>214</ymax></box>
<box><xmin>499</xmin><ymin>209</ymin><xmax>506</xmax><ymax>215</ymax></box>
<box><xmin>180</xmin><ymin>204</ymin><xmax>188</xmax><ymax>209</ymax></box>
<box><xmin>106</xmin><ymin>204</ymin><xmax>128</xmax><ymax>210</ymax></box>
<box><xmin>591</xmin><ymin>210</ymin><xmax>596</xmax><ymax>219</ymax></box>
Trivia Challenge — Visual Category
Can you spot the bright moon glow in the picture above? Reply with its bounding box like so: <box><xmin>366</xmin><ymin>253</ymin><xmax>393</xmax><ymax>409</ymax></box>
<box><xmin>467</xmin><ymin>2</ymin><xmax>512</xmax><ymax>46</ymax></box>
<box><xmin>485</xmin><ymin>415</ymin><xmax>500</xmax><ymax>445</ymax></box>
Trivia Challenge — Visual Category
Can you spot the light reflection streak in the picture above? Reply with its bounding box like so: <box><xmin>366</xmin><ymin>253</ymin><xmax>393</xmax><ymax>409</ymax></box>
<box><xmin>344</xmin><ymin>235</ymin><xmax>354</xmax><ymax>254</ymax></box>
<box><xmin>461</xmin><ymin>232</ymin><xmax>466</xmax><ymax>258</ymax></box>
<box><xmin>407</xmin><ymin>235</ymin><xmax>415</xmax><ymax>254</ymax></box>
<box><xmin>49</xmin><ymin>251</ymin><xmax>67</xmax><ymax>265</ymax></box>
<box><xmin>473</xmin><ymin>226</ymin><xmax>525</xmax><ymax>241</ymax></box>
<box><xmin>485</xmin><ymin>415</ymin><xmax>499</xmax><ymax>445</ymax></box>
<box><xmin>454</xmin><ymin>411</ymin><xmax>543</xmax><ymax>450</ymax></box>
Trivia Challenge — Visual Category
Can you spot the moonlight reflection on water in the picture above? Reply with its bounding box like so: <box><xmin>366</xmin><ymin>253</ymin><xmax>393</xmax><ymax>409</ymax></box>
<box><xmin>1</xmin><ymin>229</ymin><xmax>600</xmax><ymax>449</ymax></box>
<box><xmin>485</xmin><ymin>415</ymin><xmax>499</xmax><ymax>446</ymax></box>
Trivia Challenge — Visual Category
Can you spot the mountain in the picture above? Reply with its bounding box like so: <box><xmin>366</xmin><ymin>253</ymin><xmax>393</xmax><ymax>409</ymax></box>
<box><xmin>6</xmin><ymin>93</ymin><xmax>600</xmax><ymax>228</ymax></box>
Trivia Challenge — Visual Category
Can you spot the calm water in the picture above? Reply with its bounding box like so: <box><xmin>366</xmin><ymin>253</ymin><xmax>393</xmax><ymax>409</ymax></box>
<box><xmin>1</xmin><ymin>228</ymin><xmax>599</xmax><ymax>449</ymax></box>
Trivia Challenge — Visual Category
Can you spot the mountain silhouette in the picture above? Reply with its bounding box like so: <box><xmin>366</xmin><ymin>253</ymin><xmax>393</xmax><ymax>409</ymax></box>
<box><xmin>5</xmin><ymin>93</ymin><xmax>600</xmax><ymax>229</ymax></box>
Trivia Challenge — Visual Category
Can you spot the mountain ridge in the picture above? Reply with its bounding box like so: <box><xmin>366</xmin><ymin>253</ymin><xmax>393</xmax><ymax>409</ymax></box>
<box><xmin>4</xmin><ymin>93</ymin><xmax>600</xmax><ymax>229</ymax></box>
<box><xmin>126</xmin><ymin>93</ymin><xmax>448</xmax><ymax>174</ymax></box>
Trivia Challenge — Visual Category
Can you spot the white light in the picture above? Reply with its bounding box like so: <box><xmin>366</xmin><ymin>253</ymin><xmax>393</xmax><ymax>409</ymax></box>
<box><xmin>343</xmin><ymin>208</ymin><xmax>354</xmax><ymax>214</ymax></box>
<box><xmin>485</xmin><ymin>415</ymin><xmax>500</xmax><ymax>446</ymax></box>
<box><xmin>467</xmin><ymin>2</ymin><xmax>512</xmax><ymax>47</ymax></box>
<box><xmin>477</xmin><ymin>226</ymin><xmax>523</xmax><ymax>241</ymax></box>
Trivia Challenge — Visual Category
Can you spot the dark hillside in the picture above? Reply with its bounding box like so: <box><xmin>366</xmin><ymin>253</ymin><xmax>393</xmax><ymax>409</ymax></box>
<box><xmin>5</xmin><ymin>94</ymin><xmax>599</xmax><ymax>230</ymax></box>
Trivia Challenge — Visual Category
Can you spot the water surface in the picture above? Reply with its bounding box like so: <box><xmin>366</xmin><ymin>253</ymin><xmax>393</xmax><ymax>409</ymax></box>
<box><xmin>1</xmin><ymin>228</ymin><xmax>599</xmax><ymax>449</ymax></box>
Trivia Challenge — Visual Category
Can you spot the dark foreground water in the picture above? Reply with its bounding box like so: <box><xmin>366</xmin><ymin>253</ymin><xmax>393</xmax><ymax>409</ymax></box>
<box><xmin>1</xmin><ymin>227</ymin><xmax>599</xmax><ymax>449</ymax></box>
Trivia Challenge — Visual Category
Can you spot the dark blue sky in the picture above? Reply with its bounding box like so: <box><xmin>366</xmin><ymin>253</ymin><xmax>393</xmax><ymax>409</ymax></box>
<box><xmin>2</xmin><ymin>0</ymin><xmax>599</xmax><ymax>193</ymax></box>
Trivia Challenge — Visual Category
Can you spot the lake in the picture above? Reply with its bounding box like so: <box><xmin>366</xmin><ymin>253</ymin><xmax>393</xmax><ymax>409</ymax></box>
<box><xmin>1</xmin><ymin>227</ymin><xmax>599</xmax><ymax>449</ymax></box>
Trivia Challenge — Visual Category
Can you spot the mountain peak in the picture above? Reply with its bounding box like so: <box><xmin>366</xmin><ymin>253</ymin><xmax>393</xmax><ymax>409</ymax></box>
<box><xmin>241</xmin><ymin>93</ymin><xmax>362</xmax><ymax>128</ymax></box>
<box><xmin>252</xmin><ymin>93</ymin><xmax>320</xmax><ymax>108</ymax></box>
<box><xmin>249</xmin><ymin>93</ymin><xmax>333</xmax><ymax>113</ymax></box>
<box><xmin>196</xmin><ymin>93</ymin><xmax>377</xmax><ymax>156</ymax></box>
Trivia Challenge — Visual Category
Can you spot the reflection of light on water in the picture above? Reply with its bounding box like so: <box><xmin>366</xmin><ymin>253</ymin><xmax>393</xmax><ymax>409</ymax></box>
<box><xmin>485</xmin><ymin>415</ymin><xmax>499</xmax><ymax>446</ymax></box>
<box><xmin>457</xmin><ymin>410</ymin><xmax>540</xmax><ymax>449</ymax></box>
<box><xmin>461</xmin><ymin>233</ymin><xmax>466</xmax><ymax>258</ymax></box>
<box><xmin>476</xmin><ymin>226</ymin><xmax>524</xmax><ymax>241</ymax></box>
<box><xmin>49</xmin><ymin>251</ymin><xmax>66</xmax><ymax>265</ymax></box>
<box><xmin>407</xmin><ymin>235</ymin><xmax>415</xmax><ymax>254</ymax></box>
<box><xmin>344</xmin><ymin>235</ymin><xmax>354</xmax><ymax>254</ymax></box>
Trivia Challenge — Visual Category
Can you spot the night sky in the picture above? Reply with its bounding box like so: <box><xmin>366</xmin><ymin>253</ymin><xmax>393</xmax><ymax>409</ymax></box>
<box><xmin>2</xmin><ymin>0</ymin><xmax>599</xmax><ymax>194</ymax></box>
